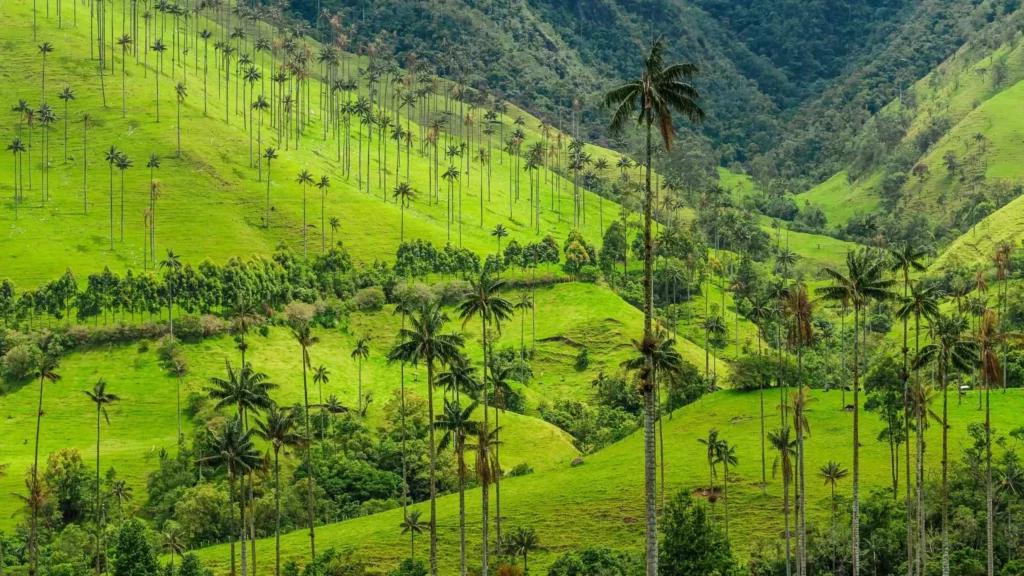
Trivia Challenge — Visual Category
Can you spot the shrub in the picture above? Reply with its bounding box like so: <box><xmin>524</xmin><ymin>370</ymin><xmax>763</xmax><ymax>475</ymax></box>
<box><xmin>136</xmin><ymin>340</ymin><xmax>151</xmax><ymax>353</ymax></box>
<box><xmin>285</xmin><ymin>301</ymin><xmax>317</xmax><ymax>324</ymax></box>
<box><xmin>577</xmin><ymin>266</ymin><xmax>601</xmax><ymax>283</ymax></box>
<box><xmin>2</xmin><ymin>343</ymin><xmax>41</xmax><ymax>380</ymax></box>
<box><xmin>156</xmin><ymin>336</ymin><xmax>182</xmax><ymax>364</ymax></box>
<box><xmin>508</xmin><ymin>463</ymin><xmax>534</xmax><ymax>477</ymax></box>
<box><xmin>387</xmin><ymin>559</ymin><xmax>427</xmax><ymax>576</ymax></box>
<box><xmin>352</xmin><ymin>287</ymin><xmax>385</xmax><ymax>311</ymax></box>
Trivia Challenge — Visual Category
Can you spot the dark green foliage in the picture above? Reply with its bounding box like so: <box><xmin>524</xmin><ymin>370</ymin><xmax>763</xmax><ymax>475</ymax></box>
<box><xmin>175</xmin><ymin>554</ymin><xmax>212</xmax><ymax>576</ymax></box>
<box><xmin>658</xmin><ymin>491</ymin><xmax>735</xmax><ymax>576</ymax></box>
<box><xmin>546</xmin><ymin>546</ymin><xmax>643</xmax><ymax>576</ymax></box>
<box><xmin>113</xmin><ymin>519</ymin><xmax>160</xmax><ymax>576</ymax></box>
<box><xmin>386</xmin><ymin>559</ymin><xmax>427</xmax><ymax>576</ymax></box>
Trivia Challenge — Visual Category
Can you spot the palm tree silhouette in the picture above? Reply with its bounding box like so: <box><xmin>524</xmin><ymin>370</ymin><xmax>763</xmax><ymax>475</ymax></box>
<box><xmin>388</xmin><ymin>303</ymin><xmax>465</xmax><ymax>576</ymax></box>
<box><xmin>85</xmin><ymin>379</ymin><xmax>118</xmax><ymax>576</ymax></box>
<box><xmin>604</xmin><ymin>40</ymin><xmax>704</xmax><ymax>573</ymax></box>
<box><xmin>400</xmin><ymin>510</ymin><xmax>427</xmax><ymax>559</ymax></box>
<box><xmin>349</xmin><ymin>338</ymin><xmax>370</xmax><ymax>421</ymax></box>
<box><xmin>818</xmin><ymin>250</ymin><xmax>896</xmax><ymax>573</ymax></box>
<box><xmin>291</xmin><ymin>321</ymin><xmax>319</xmax><ymax>561</ymax></box>
<box><xmin>199</xmin><ymin>418</ymin><xmax>261</xmax><ymax>576</ymax></box>
<box><xmin>296</xmin><ymin>169</ymin><xmax>314</xmax><ymax>259</ymax></box>
<box><xmin>392</xmin><ymin>182</ymin><xmax>416</xmax><ymax>242</ymax></box>
<box><xmin>434</xmin><ymin>399</ymin><xmax>480</xmax><ymax>576</ymax></box>
<box><xmin>254</xmin><ymin>404</ymin><xmax>300</xmax><ymax>576</ymax></box>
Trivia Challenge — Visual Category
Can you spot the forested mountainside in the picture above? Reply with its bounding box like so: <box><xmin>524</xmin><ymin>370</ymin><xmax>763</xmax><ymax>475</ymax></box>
<box><xmin>285</xmin><ymin>0</ymin><xmax>1004</xmax><ymax>186</ymax></box>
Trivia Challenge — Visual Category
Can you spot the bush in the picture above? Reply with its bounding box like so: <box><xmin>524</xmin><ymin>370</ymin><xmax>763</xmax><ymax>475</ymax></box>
<box><xmin>574</xmin><ymin>348</ymin><xmax>590</xmax><ymax>371</ymax></box>
<box><xmin>2</xmin><ymin>343</ymin><xmax>41</xmax><ymax>380</ymax></box>
<box><xmin>285</xmin><ymin>301</ymin><xmax>317</xmax><ymax>324</ymax></box>
<box><xmin>387</xmin><ymin>559</ymin><xmax>427</xmax><ymax>576</ymax></box>
<box><xmin>136</xmin><ymin>340</ymin><xmax>151</xmax><ymax>353</ymax></box>
<box><xmin>352</xmin><ymin>287</ymin><xmax>385</xmax><ymax>311</ymax></box>
<box><xmin>156</xmin><ymin>336</ymin><xmax>182</xmax><ymax>363</ymax></box>
<box><xmin>577</xmin><ymin>265</ymin><xmax>601</xmax><ymax>283</ymax></box>
<box><xmin>175</xmin><ymin>315</ymin><xmax>228</xmax><ymax>341</ymax></box>
<box><xmin>508</xmin><ymin>463</ymin><xmax>534</xmax><ymax>477</ymax></box>
<box><xmin>659</xmin><ymin>491</ymin><xmax>735</xmax><ymax>576</ymax></box>
<box><xmin>546</xmin><ymin>547</ymin><xmax>642</xmax><ymax>576</ymax></box>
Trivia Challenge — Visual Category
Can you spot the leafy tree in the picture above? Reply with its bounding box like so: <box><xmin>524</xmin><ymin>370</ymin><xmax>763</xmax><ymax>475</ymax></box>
<box><xmin>113</xmin><ymin>519</ymin><xmax>160</xmax><ymax>576</ymax></box>
<box><xmin>659</xmin><ymin>491</ymin><xmax>735</xmax><ymax>576</ymax></box>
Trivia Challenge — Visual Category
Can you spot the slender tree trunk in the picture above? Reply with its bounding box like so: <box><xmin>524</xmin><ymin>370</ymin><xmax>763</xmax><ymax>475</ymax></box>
<box><xmin>852</xmin><ymin>304</ymin><xmax>862</xmax><ymax>575</ymax></box>
<box><xmin>427</xmin><ymin>359</ymin><xmax>438</xmax><ymax>576</ymax></box>
<box><xmin>301</xmin><ymin>356</ymin><xmax>316</xmax><ymax>561</ymax></box>
<box><xmin>642</xmin><ymin>121</ymin><xmax>657</xmax><ymax>576</ymax></box>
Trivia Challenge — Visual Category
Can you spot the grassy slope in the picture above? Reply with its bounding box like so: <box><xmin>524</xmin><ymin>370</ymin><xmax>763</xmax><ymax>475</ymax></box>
<box><xmin>0</xmin><ymin>2</ymin><xmax>625</xmax><ymax>286</ymax></box>
<box><xmin>0</xmin><ymin>281</ymin><xmax>721</xmax><ymax>527</ymax></box>
<box><xmin>190</xmin><ymin>387</ymin><xmax>1022</xmax><ymax>574</ymax></box>
<box><xmin>797</xmin><ymin>171</ymin><xmax>880</xmax><ymax>225</ymax></box>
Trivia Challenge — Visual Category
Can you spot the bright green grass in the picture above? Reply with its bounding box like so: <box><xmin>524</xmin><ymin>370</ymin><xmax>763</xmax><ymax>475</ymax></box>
<box><xmin>0</xmin><ymin>2</ymin><xmax>626</xmax><ymax>286</ymax></box>
<box><xmin>797</xmin><ymin>171</ymin><xmax>880</xmax><ymax>226</ymax></box>
<box><xmin>0</xmin><ymin>281</ymin><xmax>716</xmax><ymax>528</ymax></box>
<box><xmin>188</xmin><ymin>387</ymin><xmax>1023</xmax><ymax>574</ymax></box>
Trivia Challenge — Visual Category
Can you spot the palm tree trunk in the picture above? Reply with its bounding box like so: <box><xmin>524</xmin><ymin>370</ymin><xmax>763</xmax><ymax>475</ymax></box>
<box><xmin>29</xmin><ymin>372</ymin><xmax>45</xmax><ymax>576</ymax></box>
<box><xmin>853</xmin><ymin>304</ymin><xmax>862</xmax><ymax>575</ymax></box>
<box><xmin>301</xmin><ymin>356</ymin><xmax>315</xmax><ymax>561</ymax></box>
<box><xmin>642</xmin><ymin>121</ymin><xmax>657</xmax><ymax>576</ymax></box>
<box><xmin>427</xmin><ymin>359</ymin><xmax>438</xmax><ymax>576</ymax></box>
<box><xmin>987</xmin><ymin>380</ymin><xmax>994</xmax><ymax>576</ymax></box>
<box><xmin>228</xmin><ymin>473</ymin><xmax>237</xmax><ymax>576</ymax></box>
<box><xmin>942</xmin><ymin>365</ymin><xmax>950</xmax><ymax>576</ymax></box>
<box><xmin>95</xmin><ymin>404</ymin><xmax>102</xmax><ymax>576</ymax></box>
<box><xmin>458</xmin><ymin>448</ymin><xmax>466</xmax><ymax>576</ymax></box>
<box><xmin>274</xmin><ymin>448</ymin><xmax>281</xmax><ymax>576</ymax></box>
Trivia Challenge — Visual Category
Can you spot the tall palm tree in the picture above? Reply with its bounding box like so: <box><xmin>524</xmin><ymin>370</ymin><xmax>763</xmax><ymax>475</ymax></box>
<box><xmin>350</xmin><ymin>338</ymin><xmax>370</xmax><ymax>422</ymax></box>
<box><xmin>312</xmin><ymin>365</ymin><xmax>330</xmax><ymax>439</ymax></box>
<box><xmin>715</xmin><ymin>439</ymin><xmax>739</xmax><ymax>539</ymax></box>
<box><xmin>263</xmin><ymin>147</ymin><xmax>277</xmax><ymax>228</ymax></box>
<box><xmin>604</xmin><ymin>39</ymin><xmax>704</xmax><ymax>575</ymax></box>
<box><xmin>329</xmin><ymin>217</ymin><xmax>340</xmax><ymax>247</ymax></box>
<box><xmin>434</xmin><ymin>399</ymin><xmax>480</xmax><ymax>576</ymax></box>
<box><xmin>115</xmin><ymin>153</ymin><xmax>133</xmax><ymax>242</ymax></box>
<box><xmin>151</xmin><ymin>40</ymin><xmax>167</xmax><ymax>121</ymax></box>
<box><xmin>913</xmin><ymin>313</ymin><xmax>971</xmax><ymax>576</ymax></box>
<box><xmin>784</xmin><ymin>284</ymin><xmax>815</xmax><ymax>574</ymax></box>
<box><xmin>442</xmin><ymin>165</ymin><xmax>461</xmax><ymax>244</ymax></box>
<box><xmin>6</xmin><ymin>138</ymin><xmax>26</xmax><ymax>220</ymax></box>
<box><xmin>38</xmin><ymin>43</ymin><xmax>54</xmax><ymax>104</ymax></box>
<box><xmin>697</xmin><ymin>428</ymin><xmax>724</xmax><ymax>517</ymax></box>
<box><xmin>296</xmin><ymin>169</ymin><xmax>314</xmax><ymax>259</ymax></box>
<box><xmin>393</xmin><ymin>182</ymin><xmax>416</xmax><ymax>242</ymax></box>
<box><xmin>770</xmin><ymin>426</ymin><xmax>797</xmax><ymax>576</ymax></box>
<box><xmin>820</xmin><ymin>461</ymin><xmax>850</xmax><ymax>573</ymax></box>
<box><xmin>747</xmin><ymin>293</ymin><xmax>774</xmax><ymax>495</ymax></box>
<box><xmin>388</xmin><ymin>303</ymin><xmax>465</xmax><ymax>576</ymax></box>
<box><xmin>57</xmin><ymin>86</ymin><xmax>75</xmax><ymax>163</ymax></box>
<box><xmin>470</xmin><ymin>425</ymin><xmax>501</xmax><ymax>576</ymax></box>
<box><xmin>889</xmin><ymin>242</ymin><xmax>927</xmax><ymax>575</ymax></box>
<box><xmin>116</xmin><ymin>35</ymin><xmax>132</xmax><ymax>117</ymax></box>
<box><xmin>818</xmin><ymin>250</ymin><xmax>896</xmax><ymax>573</ymax></box>
<box><xmin>28</xmin><ymin>354</ymin><xmax>60</xmax><ymax>576</ymax></box>
<box><xmin>104</xmin><ymin>146</ymin><xmax>119</xmax><ymax>249</ymax></box>
<box><xmin>175</xmin><ymin>82</ymin><xmax>187</xmax><ymax>156</ymax></box>
<box><xmin>491</xmin><ymin>224</ymin><xmax>508</xmax><ymax>259</ymax></box>
<box><xmin>252</xmin><ymin>96</ymin><xmax>270</xmax><ymax>181</ymax></box>
<box><xmin>85</xmin><ymin>379</ymin><xmax>119</xmax><ymax>576</ymax></box>
<box><xmin>160</xmin><ymin>525</ymin><xmax>186</xmax><ymax>571</ymax></box>
<box><xmin>160</xmin><ymin>249</ymin><xmax>182</xmax><ymax>336</ymax></box>
<box><xmin>254</xmin><ymin>404</ymin><xmax>299</xmax><ymax>576</ymax></box>
<box><xmin>290</xmin><ymin>322</ymin><xmax>319</xmax><ymax>561</ymax></box>
<box><xmin>315</xmin><ymin>175</ymin><xmax>330</xmax><ymax>254</ymax></box>
<box><xmin>456</xmin><ymin>273</ymin><xmax>513</xmax><ymax>570</ymax></box>
<box><xmin>167</xmin><ymin>358</ymin><xmax>188</xmax><ymax>440</ymax></box>
<box><xmin>199</xmin><ymin>418</ymin><xmax>261</xmax><ymax>576</ymax></box>
<box><xmin>400</xmin><ymin>510</ymin><xmax>427</xmax><ymax>559</ymax></box>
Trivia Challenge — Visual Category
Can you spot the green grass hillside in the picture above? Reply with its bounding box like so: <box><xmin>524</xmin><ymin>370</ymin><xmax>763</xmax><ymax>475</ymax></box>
<box><xmin>0</xmin><ymin>2</ymin><xmax>628</xmax><ymax>286</ymax></box>
<box><xmin>0</xmin><ymin>281</ymin><xmax>717</xmax><ymax>528</ymax></box>
<box><xmin>189</xmin><ymin>387</ymin><xmax>1022</xmax><ymax>574</ymax></box>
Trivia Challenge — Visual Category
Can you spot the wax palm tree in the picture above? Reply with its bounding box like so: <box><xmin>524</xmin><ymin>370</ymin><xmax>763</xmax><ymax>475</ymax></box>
<box><xmin>470</xmin><ymin>425</ymin><xmax>501</xmax><ymax>575</ymax></box>
<box><xmin>27</xmin><ymin>353</ymin><xmax>60</xmax><ymax>576</ymax></box>
<box><xmin>914</xmin><ymin>312</ymin><xmax>975</xmax><ymax>576</ymax></box>
<box><xmin>310</xmin><ymin>175</ymin><xmax>329</xmax><ymax>254</ymax></box>
<box><xmin>456</xmin><ymin>271</ymin><xmax>515</xmax><ymax>560</ymax></box>
<box><xmin>818</xmin><ymin>250</ymin><xmax>896</xmax><ymax>573</ymax></box>
<box><xmin>38</xmin><ymin>43</ymin><xmax>53</xmax><ymax>103</ymax></box>
<box><xmin>115</xmin><ymin>153</ymin><xmax>133</xmax><ymax>242</ymax></box>
<box><xmin>507</xmin><ymin>526</ymin><xmax>541</xmax><ymax>574</ymax></box>
<box><xmin>746</xmin><ymin>293</ymin><xmax>774</xmax><ymax>494</ymax></box>
<box><xmin>714</xmin><ymin>439</ymin><xmax>739</xmax><ymax>540</ymax></box>
<box><xmin>435</xmin><ymin>399</ymin><xmax>480</xmax><ymax>576</ymax></box>
<box><xmin>252</xmin><ymin>96</ymin><xmax>270</xmax><ymax>181</ymax></box>
<box><xmin>57</xmin><ymin>86</ymin><xmax>75</xmax><ymax>162</ymax></box>
<box><xmin>783</xmin><ymin>386</ymin><xmax>817</xmax><ymax>573</ymax></box>
<box><xmin>820</xmin><ymin>461</ymin><xmax>849</xmax><ymax>540</ymax></box>
<box><xmin>151</xmin><ymin>40</ymin><xmax>167</xmax><ymax>121</ymax></box>
<box><xmin>6</xmin><ymin>138</ymin><xmax>26</xmax><ymax>219</ymax></box>
<box><xmin>393</xmin><ymin>182</ymin><xmax>416</xmax><ymax>242</ymax></box>
<box><xmin>206</xmin><ymin>361</ymin><xmax>278</xmax><ymax>423</ymax></box>
<box><xmin>605</xmin><ymin>38</ymin><xmax>704</xmax><ymax>575</ymax></box>
<box><xmin>160</xmin><ymin>249</ymin><xmax>182</xmax><ymax>335</ymax></box>
<box><xmin>770</xmin><ymin>426</ymin><xmax>797</xmax><ymax>576</ymax></box>
<box><xmin>442</xmin><ymin>165</ymin><xmax>461</xmax><ymax>243</ymax></box>
<box><xmin>697</xmin><ymin>428</ymin><xmax>724</xmax><ymax>518</ymax></box>
<box><xmin>296</xmin><ymin>169</ymin><xmax>314</xmax><ymax>259</ymax></box>
<box><xmin>199</xmin><ymin>418</ymin><xmax>261</xmax><ymax>576</ymax></box>
<box><xmin>350</xmin><ymin>338</ymin><xmax>370</xmax><ymax>422</ymax></box>
<box><xmin>784</xmin><ymin>284</ymin><xmax>815</xmax><ymax>574</ymax></box>
<box><xmin>388</xmin><ymin>303</ymin><xmax>465</xmax><ymax>576</ymax></box>
<box><xmin>175</xmin><ymin>82</ymin><xmax>187</xmax><ymax>156</ymax></box>
<box><xmin>889</xmin><ymin>242</ymin><xmax>927</xmax><ymax>574</ymax></box>
<box><xmin>290</xmin><ymin>322</ymin><xmax>319</xmax><ymax>561</ymax></box>
<box><xmin>116</xmin><ymin>35</ymin><xmax>132</xmax><ymax>117</ymax></box>
<box><xmin>167</xmin><ymin>358</ymin><xmax>188</xmax><ymax>440</ymax></box>
<box><xmin>104</xmin><ymin>146</ymin><xmax>119</xmax><ymax>249</ymax></box>
<box><xmin>85</xmin><ymin>379</ymin><xmax>119</xmax><ymax>576</ymax></box>
<box><xmin>491</xmin><ymin>223</ymin><xmax>508</xmax><ymax>257</ymax></box>
<box><xmin>328</xmin><ymin>217</ymin><xmax>340</xmax><ymax>246</ymax></box>
<box><xmin>160</xmin><ymin>525</ymin><xmax>186</xmax><ymax>571</ymax></box>
<box><xmin>254</xmin><ymin>404</ymin><xmax>300</xmax><ymax>576</ymax></box>
<box><xmin>400</xmin><ymin>510</ymin><xmax>427</xmax><ymax>559</ymax></box>
<box><xmin>263</xmin><ymin>147</ymin><xmax>277</xmax><ymax>228</ymax></box>
<box><xmin>312</xmin><ymin>364</ymin><xmax>330</xmax><ymax>438</ymax></box>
